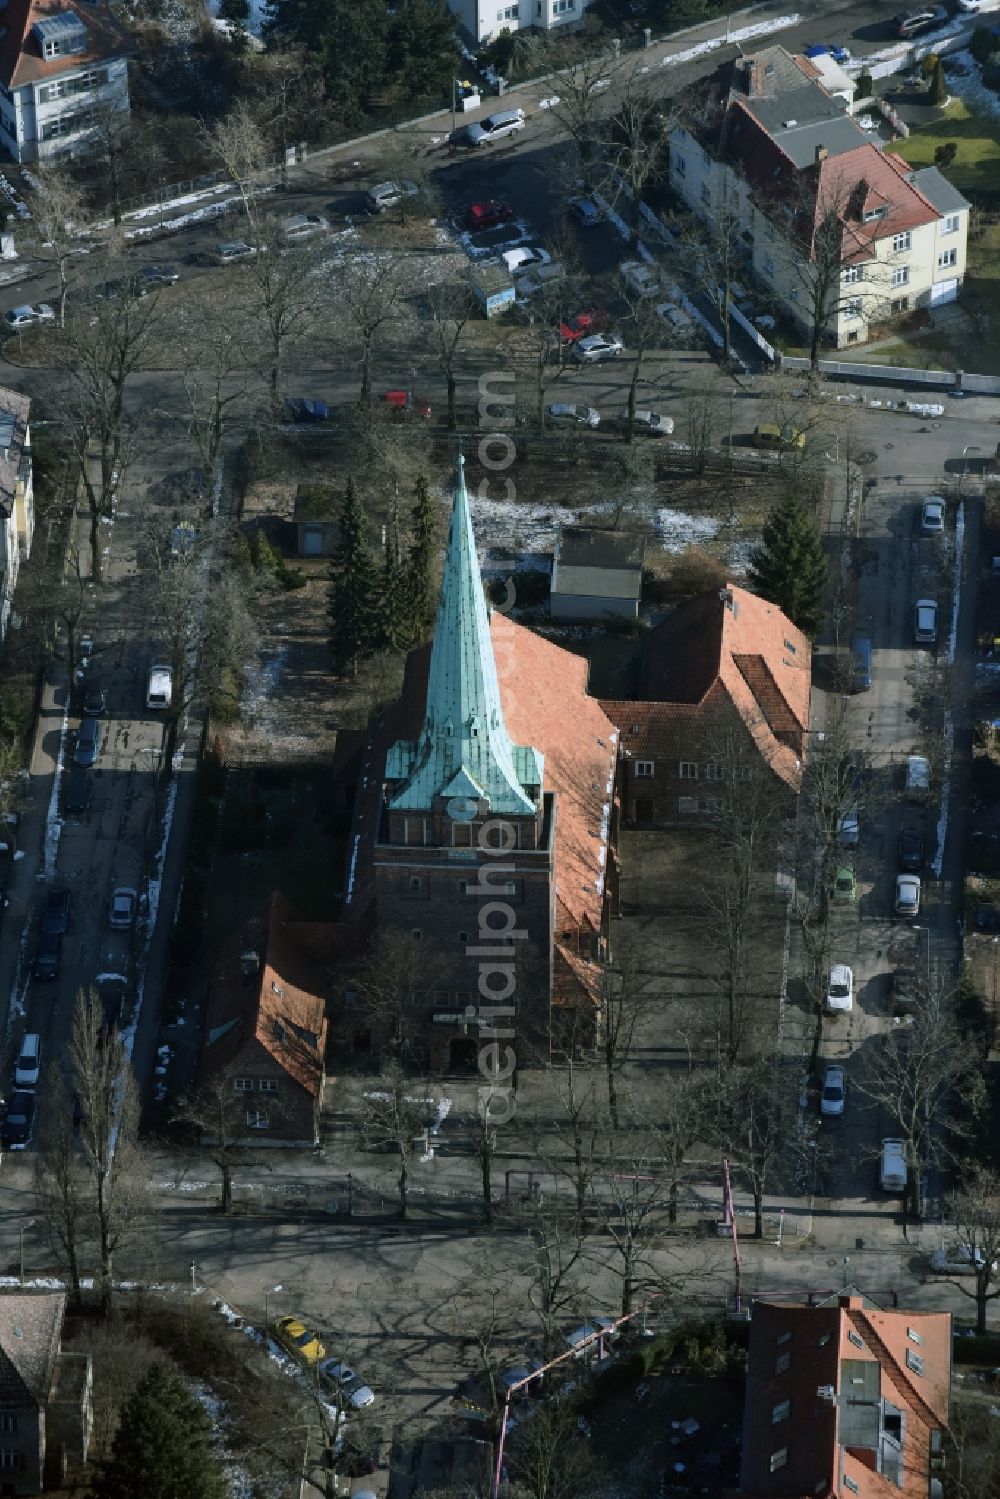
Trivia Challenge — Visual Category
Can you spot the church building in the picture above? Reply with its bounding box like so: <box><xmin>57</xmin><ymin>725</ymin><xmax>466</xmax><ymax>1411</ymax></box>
<box><xmin>334</xmin><ymin>455</ymin><xmax>621</xmax><ymax>1070</ymax></box>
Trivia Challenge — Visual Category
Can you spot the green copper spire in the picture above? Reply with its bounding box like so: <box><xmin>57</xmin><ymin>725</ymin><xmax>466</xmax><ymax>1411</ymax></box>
<box><xmin>386</xmin><ymin>454</ymin><xmax>543</xmax><ymax>816</ymax></box>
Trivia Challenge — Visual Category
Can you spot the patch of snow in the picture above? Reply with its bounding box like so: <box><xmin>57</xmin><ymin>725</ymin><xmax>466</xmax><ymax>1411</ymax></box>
<box><xmin>945</xmin><ymin>49</ymin><xmax>1000</xmax><ymax>120</ymax></box>
<box><xmin>654</xmin><ymin>507</ymin><xmax>722</xmax><ymax>553</ymax></box>
<box><xmin>660</xmin><ymin>14</ymin><xmax>800</xmax><ymax>70</ymax></box>
<box><xmin>430</xmin><ymin>1097</ymin><xmax>452</xmax><ymax>1134</ymax></box>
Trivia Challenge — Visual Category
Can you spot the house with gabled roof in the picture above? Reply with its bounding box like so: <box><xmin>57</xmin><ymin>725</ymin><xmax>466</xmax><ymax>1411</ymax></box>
<box><xmin>198</xmin><ymin>891</ymin><xmax>330</xmax><ymax>1146</ymax></box>
<box><xmin>735</xmin><ymin>1293</ymin><xmax>950</xmax><ymax>1499</ymax></box>
<box><xmin>0</xmin><ymin>1291</ymin><xmax>93</xmax><ymax>1493</ymax></box>
<box><xmin>0</xmin><ymin>0</ymin><xmax>131</xmax><ymax>164</ymax></box>
<box><xmin>602</xmin><ymin>584</ymin><xmax>811</xmax><ymax>826</ymax></box>
<box><xmin>669</xmin><ymin>44</ymin><xmax>969</xmax><ymax>349</ymax></box>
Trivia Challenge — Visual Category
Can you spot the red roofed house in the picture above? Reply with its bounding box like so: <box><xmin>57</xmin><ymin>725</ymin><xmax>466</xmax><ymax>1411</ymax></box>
<box><xmin>0</xmin><ymin>0</ymin><xmax>131</xmax><ymax>164</ymax></box>
<box><xmin>335</xmin><ymin>456</ymin><xmax>619</xmax><ymax>1070</ymax></box>
<box><xmin>736</xmin><ymin>1294</ymin><xmax>950</xmax><ymax>1499</ymax></box>
<box><xmin>198</xmin><ymin>892</ymin><xmax>330</xmax><ymax>1146</ymax></box>
<box><xmin>603</xmin><ymin>583</ymin><xmax>810</xmax><ymax>826</ymax></box>
<box><xmin>668</xmin><ymin>43</ymin><xmax>969</xmax><ymax>351</ymax></box>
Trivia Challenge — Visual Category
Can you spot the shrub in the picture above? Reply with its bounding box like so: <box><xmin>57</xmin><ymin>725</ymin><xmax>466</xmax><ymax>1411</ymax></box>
<box><xmin>953</xmin><ymin>1333</ymin><xmax>1000</xmax><ymax>1363</ymax></box>
<box><xmin>141</xmin><ymin>1301</ymin><xmax>243</xmax><ymax>1380</ymax></box>
<box><xmin>970</xmin><ymin>25</ymin><xmax>998</xmax><ymax>63</ymax></box>
<box><xmin>934</xmin><ymin>141</ymin><xmax>958</xmax><ymax>169</ymax></box>
<box><xmin>670</xmin><ymin>546</ymin><xmax>728</xmax><ymax>598</ymax></box>
<box><xmin>854</xmin><ymin>68</ymin><xmax>873</xmax><ymax>100</ymax></box>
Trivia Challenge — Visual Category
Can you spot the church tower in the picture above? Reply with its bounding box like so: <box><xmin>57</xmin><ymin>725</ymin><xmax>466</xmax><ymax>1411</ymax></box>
<box><xmin>374</xmin><ymin>455</ymin><xmax>555</xmax><ymax>1070</ymax></box>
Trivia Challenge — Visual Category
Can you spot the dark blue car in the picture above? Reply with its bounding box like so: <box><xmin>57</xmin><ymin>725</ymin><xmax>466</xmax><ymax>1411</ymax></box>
<box><xmin>284</xmin><ymin>398</ymin><xmax>330</xmax><ymax>423</ymax></box>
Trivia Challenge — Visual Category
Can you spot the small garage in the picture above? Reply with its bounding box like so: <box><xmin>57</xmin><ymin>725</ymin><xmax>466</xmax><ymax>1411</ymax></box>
<box><xmin>293</xmin><ymin>482</ymin><xmax>339</xmax><ymax>557</ymax></box>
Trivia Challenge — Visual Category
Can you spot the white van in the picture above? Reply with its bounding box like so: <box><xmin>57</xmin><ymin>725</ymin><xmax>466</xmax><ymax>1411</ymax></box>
<box><xmin>365</xmin><ymin>181</ymin><xmax>417</xmax><ymax>213</ymax></box>
<box><xmin>146</xmin><ymin>664</ymin><xmax>172</xmax><ymax>711</ymax></box>
<box><xmin>905</xmin><ymin>755</ymin><xmax>930</xmax><ymax>797</ymax></box>
<box><xmin>466</xmin><ymin>108</ymin><xmax>527</xmax><ymax>146</ymax></box>
<box><xmin>15</xmin><ymin>1032</ymin><xmax>41</xmax><ymax>1089</ymax></box>
<box><xmin>880</xmin><ymin>1138</ymin><xmax>908</xmax><ymax>1192</ymax></box>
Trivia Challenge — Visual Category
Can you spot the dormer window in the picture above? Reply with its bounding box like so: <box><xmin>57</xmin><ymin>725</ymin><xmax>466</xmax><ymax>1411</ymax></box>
<box><xmin>33</xmin><ymin>10</ymin><xmax>87</xmax><ymax>58</ymax></box>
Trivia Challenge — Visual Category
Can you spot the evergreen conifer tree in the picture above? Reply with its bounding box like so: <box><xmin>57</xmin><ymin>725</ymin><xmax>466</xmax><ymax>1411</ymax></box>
<box><xmin>328</xmin><ymin>476</ymin><xmax>379</xmax><ymax>677</ymax></box>
<box><xmin>930</xmin><ymin>58</ymin><xmax>947</xmax><ymax>105</ymax></box>
<box><xmin>379</xmin><ymin>489</ymin><xmax>409</xmax><ymax>653</ymax></box>
<box><xmin>91</xmin><ymin>1362</ymin><xmax>227</xmax><ymax>1499</ymax></box>
<box><xmin>748</xmin><ymin>490</ymin><xmax>827</xmax><ymax>636</ymax></box>
<box><xmin>407</xmin><ymin>473</ymin><xmax>437</xmax><ymax>642</ymax></box>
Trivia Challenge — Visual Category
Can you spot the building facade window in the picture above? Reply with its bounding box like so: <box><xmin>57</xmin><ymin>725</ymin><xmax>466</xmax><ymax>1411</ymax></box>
<box><xmin>937</xmin><ymin>247</ymin><xmax>957</xmax><ymax>269</ymax></box>
<box><xmin>678</xmin><ymin>761</ymin><xmax>698</xmax><ymax>780</ymax></box>
<box><xmin>258</xmin><ymin>1079</ymin><xmax>278</xmax><ymax>1093</ymax></box>
<box><xmin>846</xmin><ymin>298</ymin><xmax>863</xmax><ymax>319</ymax></box>
<box><xmin>453</xmin><ymin>823</ymin><xmax>473</xmax><ymax>847</ymax></box>
<box><xmin>634</xmin><ymin>761</ymin><xmax>654</xmax><ymax>778</ymax></box>
<box><xmin>703</xmin><ymin>762</ymin><xmax>723</xmax><ymax>781</ymax></box>
<box><xmin>677</xmin><ymin>795</ymin><xmax>698</xmax><ymax>815</ymax></box>
<box><xmin>905</xmin><ymin>1348</ymin><xmax>924</xmax><ymax>1375</ymax></box>
<box><xmin>843</xmin><ymin>264</ymin><xmax>862</xmax><ymax>284</ymax></box>
<box><xmin>775</xmin><ymin>1351</ymin><xmax>791</xmax><ymax>1373</ymax></box>
<box><xmin>891</xmin><ymin>296</ymin><xmax>909</xmax><ymax>313</ymax></box>
<box><xmin>892</xmin><ymin>231</ymin><xmax>911</xmax><ymax>253</ymax></box>
<box><xmin>0</xmin><ymin>1417</ymin><xmax>17</xmax><ymax>1435</ymax></box>
<box><xmin>246</xmin><ymin>1110</ymin><xmax>269</xmax><ymax>1129</ymax></box>
<box><xmin>772</xmin><ymin>1400</ymin><xmax>790</xmax><ymax>1424</ymax></box>
<box><xmin>405</xmin><ymin>817</ymin><xmax>428</xmax><ymax>846</ymax></box>
<box><xmin>848</xmin><ymin>1330</ymin><xmax>864</xmax><ymax>1349</ymax></box>
<box><xmin>409</xmin><ymin>876</ymin><xmax>422</xmax><ymax>892</ymax></box>
<box><xmin>233</xmin><ymin>1078</ymin><xmax>254</xmax><ymax>1092</ymax></box>
<box><xmin>769</xmin><ymin>1449</ymin><xmax>788</xmax><ymax>1472</ymax></box>
<box><xmin>844</xmin><ymin>1479</ymin><xmax>859</xmax><ymax>1495</ymax></box>
<box><xmin>0</xmin><ymin>1453</ymin><xmax>21</xmax><ymax>1470</ymax></box>
<box><xmin>943</xmin><ymin>213</ymin><xmax>960</xmax><ymax>234</ymax></box>
<box><xmin>891</xmin><ymin>266</ymin><xmax>909</xmax><ymax>288</ymax></box>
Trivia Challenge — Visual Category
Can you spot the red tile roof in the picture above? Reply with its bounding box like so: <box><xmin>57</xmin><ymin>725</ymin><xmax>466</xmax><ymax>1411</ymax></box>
<box><xmin>813</xmin><ymin>146</ymin><xmax>940</xmax><ymax>265</ymax></box>
<box><xmin>200</xmin><ymin>891</ymin><xmax>329</xmax><ymax>1097</ymax></box>
<box><xmin>0</xmin><ymin>0</ymin><xmax>131</xmax><ymax>89</ymax></box>
<box><xmin>603</xmin><ymin>586</ymin><xmax>811</xmax><ymax>790</ymax></box>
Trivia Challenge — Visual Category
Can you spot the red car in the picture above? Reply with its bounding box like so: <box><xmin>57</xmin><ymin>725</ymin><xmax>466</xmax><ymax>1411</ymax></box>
<box><xmin>384</xmin><ymin>389</ymin><xmax>432</xmax><ymax>420</ymax></box>
<box><xmin>560</xmin><ymin>309</ymin><xmax>610</xmax><ymax>343</ymax></box>
<box><xmin>467</xmin><ymin>200</ymin><xmax>514</xmax><ymax>231</ymax></box>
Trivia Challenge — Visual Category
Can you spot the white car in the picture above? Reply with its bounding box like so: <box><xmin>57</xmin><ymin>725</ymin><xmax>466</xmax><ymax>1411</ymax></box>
<box><xmin>826</xmin><ymin>964</ymin><xmax>854</xmax><ymax>1014</ymax></box>
<box><xmin>620</xmin><ymin>261</ymin><xmax>662</xmax><ymax>299</ymax></box>
<box><xmin>280</xmin><ymin>212</ymin><xmax>330</xmax><ymax>240</ymax></box>
<box><xmin>929</xmin><ymin>1244</ymin><xmax>997</xmax><ymax>1275</ymax></box>
<box><xmin>547</xmin><ymin>402</ymin><xmax>600</xmax><ymax>429</ymax></box>
<box><xmin>820</xmin><ymin>1065</ymin><xmax>846</xmax><ymax>1117</ymax></box>
<box><xmin>319</xmin><ymin>1358</ymin><xmax>376</xmax><ymax>1409</ymax></box>
<box><xmin>895</xmin><ymin>873</ymin><xmax>921</xmax><ymax>917</ymax></box>
<box><xmin>958</xmin><ymin>0</ymin><xmax>1000</xmax><ymax>12</ymax></box>
<box><xmin>5</xmin><ymin>303</ymin><xmax>55</xmax><ymax>330</ymax></box>
<box><xmin>921</xmin><ymin>496</ymin><xmax>945</xmax><ymax>534</ymax></box>
<box><xmin>571</xmin><ymin>333</ymin><xmax>623</xmax><ymax>364</ymax></box>
<box><xmin>108</xmin><ymin>886</ymin><xmax>138</xmax><ymax>930</ymax></box>
<box><xmin>656</xmin><ymin>301</ymin><xmax>693</xmax><ymax>335</ymax></box>
<box><xmin>630</xmin><ymin>409</ymin><xmax>675</xmax><ymax>436</ymax></box>
<box><xmin>501</xmin><ymin>246</ymin><xmax>551</xmax><ymax>273</ymax></box>
<box><xmin>914</xmin><ymin>598</ymin><xmax>938</xmax><ymax>644</ymax></box>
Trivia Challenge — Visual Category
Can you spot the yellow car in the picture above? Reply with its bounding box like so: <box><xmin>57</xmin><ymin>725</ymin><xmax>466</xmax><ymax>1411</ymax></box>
<box><xmin>274</xmin><ymin>1314</ymin><xmax>326</xmax><ymax>1365</ymax></box>
<box><xmin>753</xmin><ymin>422</ymin><xmax>806</xmax><ymax>452</ymax></box>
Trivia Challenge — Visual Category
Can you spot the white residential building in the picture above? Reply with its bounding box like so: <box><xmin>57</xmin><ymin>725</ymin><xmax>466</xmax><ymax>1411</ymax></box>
<box><xmin>669</xmin><ymin>45</ymin><xmax>969</xmax><ymax>350</ymax></box>
<box><xmin>448</xmin><ymin>0</ymin><xmax>590</xmax><ymax>48</ymax></box>
<box><xmin>0</xmin><ymin>386</ymin><xmax>33</xmax><ymax>639</ymax></box>
<box><xmin>0</xmin><ymin>0</ymin><xmax>131</xmax><ymax>164</ymax></box>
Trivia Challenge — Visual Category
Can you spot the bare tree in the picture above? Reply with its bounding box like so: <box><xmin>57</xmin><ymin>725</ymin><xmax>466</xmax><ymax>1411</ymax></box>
<box><xmin>177</xmin><ymin>296</ymin><xmax>251</xmax><ymax>506</ymax></box>
<box><xmin>246</xmin><ymin>47</ymin><xmax>331</xmax><ymax>186</ymax></box>
<box><xmin>656</xmin><ymin>1068</ymin><xmax>714</xmax><ymax>1225</ymax></box>
<box><xmin>70</xmin><ymin>988</ymin><xmax>150</xmax><ymax>1318</ymax></box>
<box><xmin>534</xmin><ymin>1055</ymin><xmax>604</xmax><ymax>1236</ymax></box>
<box><xmin>61</xmin><ymin>285</ymin><xmax>159</xmax><ymax>582</ymax></box>
<box><xmin>616</xmin><ymin>281</ymin><xmax>670</xmax><ymax>442</ymax></box>
<box><xmin>943</xmin><ymin>1167</ymin><xmax>1000</xmax><ymax>1334</ymax></box>
<box><xmin>171</xmin><ymin>1071</ymin><xmax>276</xmax><ymax>1213</ymax></box>
<box><xmin>853</xmin><ymin>991</ymin><xmax>979</xmax><ymax>1220</ymax></box>
<box><xmin>337</xmin><ymin>257</ymin><xmax>405</xmax><ymax>407</ymax></box>
<box><xmin>528</xmin><ymin>1204</ymin><xmax>587</xmax><ymax>1359</ymax></box>
<box><xmin>547</xmin><ymin>42</ymin><xmax>625</xmax><ymax>195</ymax></box>
<box><xmin>242</xmin><ymin>235</ymin><xmax>329</xmax><ymax>409</ymax></box>
<box><xmin>606</xmin><ymin>85</ymin><xmax>672</xmax><ymax>247</ymax></box>
<box><xmin>362</xmin><ymin>1061</ymin><xmax>427</xmax><ymax>1220</ymax></box>
<box><xmin>26</xmin><ymin>167</ymin><xmax>91</xmax><ymax>326</ymax></box>
<box><xmin>204</xmin><ymin>100</ymin><xmax>270</xmax><ymax>229</ymax></box>
<box><xmin>675</xmin><ymin>182</ymin><xmax>744</xmax><ymax>364</ymax></box>
<box><xmin>716</xmin><ymin>1054</ymin><xmax>806</xmax><ymax>1239</ymax></box>
<box><xmin>34</xmin><ymin>1062</ymin><xmax>88</xmax><ymax>1309</ymax></box>
<box><xmin>508</xmin><ymin>1397</ymin><xmax>601</xmax><ymax>1499</ymax></box>
<box><xmin>599</xmin><ymin>953</ymin><xmax>658</xmax><ymax>1128</ymax></box>
<box><xmin>427</xmin><ymin>282</ymin><xmax>473</xmax><ymax>431</ymax></box>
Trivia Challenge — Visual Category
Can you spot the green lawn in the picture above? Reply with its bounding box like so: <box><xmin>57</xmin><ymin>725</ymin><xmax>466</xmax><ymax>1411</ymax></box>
<box><xmin>887</xmin><ymin>97</ymin><xmax>1000</xmax><ymax>197</ymax></box>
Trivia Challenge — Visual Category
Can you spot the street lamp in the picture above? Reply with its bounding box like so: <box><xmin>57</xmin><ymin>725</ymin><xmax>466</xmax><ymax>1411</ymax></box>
<box><xmin>264</xmin><ymin>1283</ymin><xmax>283</xmax><ymax>1334</ymax></box>
<box><xmin>19</xmin><ymin>1221</ymin><xmax>33</xmax><ymax>1287</ymax></box>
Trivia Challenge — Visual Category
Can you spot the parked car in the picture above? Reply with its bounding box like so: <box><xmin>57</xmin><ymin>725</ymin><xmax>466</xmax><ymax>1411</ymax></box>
<box><xmin>825</xmin><ymin>963</ymin><xmax>854</xmax><ymax>1014</ymax></box>
<box><xmin>893</xmin><ymin>6</ymin><xmax>947</xmax><ymax>37</ymax></box>
<box><xmin>467</xmin><ymin>200</ymin><xmax>514</xmax><ymax>231</ymax></box>
<box><xmin>365</xmin><ymin>181</ymin><xmax>418</xmax><ymax>213</ymax></box>
<box><xmin>283</xmin><ymin>397</ymin><xmax>331</xmax><ymax>423</ymax></box>
<box><xmin>895</xmin><ymin>873</ymin><xmax>921</xmax><ymax>917</ymax></box>
<box><xmin>753</xmin><ymin>422</ymin><xmax>805</xmax><ymax>452</ymax></box>
<box><xmin>33</xmin><ymin>930</ymin><xmax>61</xmax><ymax>982</ymax></box>
<box><xmin>880</xmin><ymin>1137</ymin><xmax>908</xmax><ymax>1191</ymax></box>
<box><xmin>547</xmin><ymin>403</ymin><xmax>600</xmax><ymax>429</ymax></box>
<box><xmin>137</xmin><ymin>265</ymin><xmax>180</xmax><ymax>290</ymax></box>
<box><xmin>568</xmin><ymin>197</ymin><xmax>601</xmax><ymax>228</ymax></box>
<box><xmin>914</xmin><ymin>598</ymin><xmax>938</xmax><ymax>645</ymax></box>
<box><xmin>215</xmin><ymin>240</ymin><xmax>258</xmax><ymax>265</ymax></box>
<box><xmin>280</xmin><ymin>212</ymin><xmax>330</xmax><ymax>239</ymax></box>
<box><xmin>63</xmin><ymin>767</ymin><xmax>92</xmax><ymax>817</ymax></box>
<box><xmin>628</xmin><ymin>410</ymin><xmax>675</xmax><ymax>436</ymax></box>
<box><xmin>890</xmin><ymin>970</ymin><xmax>918</xmax><ymax>1016</ymax></box>
<box><xmin>274</xmin><ymin>1315</ymin><xmax>326</xmax><ymax>1365</ymax></box>
<box><xmin>656</xmin><ymin>301</ymin><xmax>693</xmax><ymax>335</ymax></box>
<box><xmin>463</xmin><ymin>108</ymin><xmax>526</xmax><ymax>147</ymax></box>
<box><xmin>832</xmin><ymin>866</ymin><xmax>857</xmax><ymax>903</ymax></box>
<box><xmin>82</xmin><ymin>678</ymin><xmax>106</xmax><ymax>716</ymax></box>
<box><xmin>14</xmin><ymin>1033</ymin><xmax>41</xmax><ymax>1089</ymax></box>
<box><xmin>571</xmin><ymin>333</ymin><xmax>623</xmax><ymax>364</ymax></box>
<box><xmin>41</xmin><ymin>888</ymin><xmax>72</xmax><ymax>936</ymax></box>
<box><xmin>500</xmin><ymin>246</ymin><xmax>551</xmax><ymax>273</ymax></box>
<box><xmin>319</xmin><ymin>1359</ymin><xmax>376</xmax><ymax>1409</ymax></box>
<box><xmin>4</xmin><ymin>1090</ymin><xmax>34</xmax><ymax>1148</ymax></box>
<box><xmin>958</xmin><ymin>0</ymin><xmax>1000</xmax><ymax>11</ymax></box>
<box><xmin>74</xmin><ymin>715</ymin><xmax>101</xmax><ymax>768</ymax></box>
<box><xmin>383</xmin><ymin>389</ymin><xmax>431</xmax><ymax>420</ymax></box>
<box><xmin>620</xmin><ymin>261</ymin><xmax>661</xmax><ymax>299</ymax></box>
<box><xmin>514</xmin><ymin>262</ymin><xmax>566</xmax><ymax>300</ymax></box>
<box><xmin>921</xmin><ymin>496</ymin><xmax>945</xmax><ymax>534</ymax></box>
<box><xmin>837</xmin><ymin>807</ymin><xmax>859</xmax><ymax>847</ymax></box>
<box><xmin>108</xmin><ymin>886</ymin><xmax>138</xmax><ymax>930</ymax></box>
<box><xmin>5</xmin><ymin>303</ymin><xmax>55</xmax><ymax>330</ymax></box>
<box><xmin>820</xmin><ymin>1065</ymin><xmax>846</xmax><ymax>1117</ymax></box>
<box><xmin>804</xmin><ymin>42</ymin><xmax>852</xmax><ymax>63</ymax></box>
<box><xmin>930</xmin><ymin>1244</ymin><xmax>997</xmax><ymax>1275</ymax></box>
<box><xmin>560</xmin><ymin>309</ymin><xmax>609</xmax><ymax>343</ymax></box>
<box><xmin>849</xmin><ymin>632</ymin><xmax>873</xmax><ymax>692</ymax></box>
<box><xmin>897</xmin><ymin>828</ymin><xmax>924</xmax><ymax>872</ymax></box>
<box><xmin>146</xmin><ymin>663</ymin><xmax>172</xmax><ymax>711</ymax></box>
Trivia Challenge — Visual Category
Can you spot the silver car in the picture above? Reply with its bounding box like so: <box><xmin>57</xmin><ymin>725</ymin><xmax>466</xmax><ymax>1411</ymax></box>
<box><xmin>547</xmin><ymin>403</ymin><xmax>600</xmax><ymax>429</ymax></box>
<box><xmin>571</xmin><ymin>334</ymin><xmax>623</xmax><ymax>364</ymax></box>
<box><xmin>319</xmin><ymin>1359</ymin><xmax>376</xmax><ymax>1409</ymax></box>
<box><xmin>914</xmin><ymin>598</ymin><xmax>938</xmax><ymax>645</ymax></box>
<box><xmin>630</xmin><ymin>409</ymin><xmax>675</xmax><ymax>436</ymax></box>
<box><xmin>108</xmin><ymin>885</ymin><xmax>139</xmax><ymax>930</ymax></box>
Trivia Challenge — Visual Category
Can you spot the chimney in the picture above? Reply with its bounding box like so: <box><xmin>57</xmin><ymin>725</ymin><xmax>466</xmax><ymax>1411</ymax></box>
<box><xmin>815</xmin><ymin>145</ymin><xmax>828</xmax><ymax>164</ymax></box>
<box><xmin>719</xmin><ymin>585</ymin><xmax>735</xmax><ymax>611</ymax></box>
